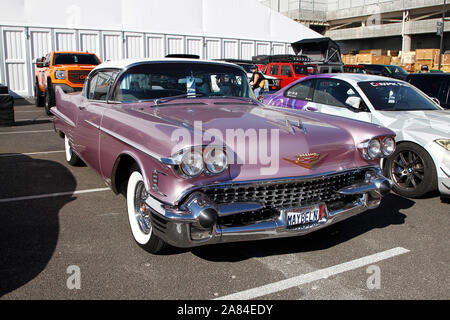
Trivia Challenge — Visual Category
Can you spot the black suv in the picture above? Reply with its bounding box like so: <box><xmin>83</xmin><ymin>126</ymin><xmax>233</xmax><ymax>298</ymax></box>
<box><xmin>361</xmin><ymin>64</ymin><xmax>409</xmax><ymax>80</ymax></box>
<box><xmin>406</xmin><ymin>73</ymin><xmax>450</xmax><ymax>109</ymax></box>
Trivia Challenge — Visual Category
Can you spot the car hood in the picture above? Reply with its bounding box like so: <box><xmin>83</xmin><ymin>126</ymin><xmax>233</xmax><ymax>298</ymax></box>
<box><xmin>131</xmin><ymin>99</ymin><xmax>388</xmax><ymax>181</ymax></box>
<box><xmin>373</xmin><ymin>109</ymin><xmax>450</xmax><ymax>139</ymax></box>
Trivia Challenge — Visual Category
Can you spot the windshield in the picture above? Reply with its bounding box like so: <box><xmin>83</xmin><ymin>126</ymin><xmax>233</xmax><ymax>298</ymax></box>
<box><xmin>237</xmin><ymin>63</ymin><xmax>253</xmax><ymax>73</ymax></box>
<box><xmin>385</xmin><ymin>66</ymin><xmax>408</xmax><ymax>75</ymax></box>
<box><xmin>113</xmin><ymin>62</ymin><xmax>252</xmax><ymax>103</ymax></box>
<box><xmin>53</xmin><ymin>53</ymin><xmax>100</xmax><ymax>65</ymax></box>
<box><xmin>358</xmin><ymin>81</ymin><xmax>440</xmax><ymax>111</ymax></box>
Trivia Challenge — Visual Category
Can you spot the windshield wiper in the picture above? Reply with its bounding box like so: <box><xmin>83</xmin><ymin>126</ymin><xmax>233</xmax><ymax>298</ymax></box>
<box><xmin>153</xmin><ymin>93</ymin><xmax>207</xmax><ymax>105</ymax></box>
<box><xmin>206</xmin><ymin>95</ymin><xmax>257</xmax><ymax>103</ymax></box>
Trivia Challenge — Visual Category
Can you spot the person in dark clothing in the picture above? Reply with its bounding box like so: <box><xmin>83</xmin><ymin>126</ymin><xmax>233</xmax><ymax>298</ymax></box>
<box><xmin>249</xmin><ymin>65</ymin><xmax>265</xmax><ymax>100</ymax></box>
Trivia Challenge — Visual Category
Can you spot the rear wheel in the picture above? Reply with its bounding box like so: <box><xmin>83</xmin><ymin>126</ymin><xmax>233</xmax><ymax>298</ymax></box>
<box><xmin>34</xmin><ymin>81</ymin><xmax>44</xmax><ymax>107</ymax></box>
<box><xmin>126</xmin><ymin>165</ymin><xmax>167</xmax><ymax>254</ymax></box>
<box><xmin>64</xmin><ymin>135</ymin><xmax>82</xmax><ymax>166</ymax></box>
<box><xmin>44</xmin><ymin>83</ymin><xmax>55</xmax><ymax>116</ymax></box>
<box><xmin>384</xmin><ymin>142</ymin><xmax>437</xmax><ymax>198</ymax></box>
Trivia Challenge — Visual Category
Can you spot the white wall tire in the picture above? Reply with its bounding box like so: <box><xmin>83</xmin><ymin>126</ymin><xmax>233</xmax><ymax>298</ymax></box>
<box><xmin>126</xmin><ymin>166</ymin><xmax>167</xmax><ymax>253</ymax></box>
<box><xmin>64</xmin><ymin>135</ymin><xmax>81</xmax><ymax>166</ymax></box>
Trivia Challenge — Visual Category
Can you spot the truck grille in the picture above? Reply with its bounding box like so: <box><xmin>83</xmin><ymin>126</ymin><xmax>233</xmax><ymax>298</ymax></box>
<box><xmin>68</xmin><ymin>70</ymin><xmax>90</xmax><ymax>84</ymax></box>
<box><xmin>200</xmin><ymin>169</ymin><xmax>366</xmax><ymax>210</ymax></box>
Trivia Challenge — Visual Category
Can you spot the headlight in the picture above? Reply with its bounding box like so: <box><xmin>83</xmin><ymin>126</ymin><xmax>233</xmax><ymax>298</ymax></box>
<box><xmin>180</xmin><ymin>151</ymin><xmax>204</xmax><ymax>177</ymax></box>
<box><xmin>367</xmin><ymin>138</ymin><xmax>382</xmax><ymax>159</ymax></box>
<box><xmin>55</xmin><ymin>70</ymin><xmax>66</xmax><ymax>80</ymax></box>
<box><xmin>382</xmin><ymin>137</ymin><xmax>396</xmax><ymax>156</ymax></box>
<box><xmin>435</xmin><ymin>139</ymin><xmax>450</xmax><ymax>151</ymax></box>
<box><xmin>204</xmin><ymin>147</ymin><xmax>228</xmax><ymax>174</ymax></box>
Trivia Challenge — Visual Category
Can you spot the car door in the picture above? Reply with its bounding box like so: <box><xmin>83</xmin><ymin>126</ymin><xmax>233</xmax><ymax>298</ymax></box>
<box><xmin>39</xmin><ymin>53</ymin><xmax>51</xmax><ymax>90</ymax></box>
<box><xmin>280</xmin><ymin>65</ymin><xmax>293</xmax><ymax>88</ymax></box>
<box><xmin>74</xmin><ymin>70</ymin><xmax>118</xmax><ymax>173</ymax></box>
<box><xmin>308</xmin><ymin>78</ymin><xmax>372</xmax><ymax>123</ymax></box>
<box><xmin>279</xmin><ymin>79</ymin><xmax>316</xmax><ymax>111</ymax></box>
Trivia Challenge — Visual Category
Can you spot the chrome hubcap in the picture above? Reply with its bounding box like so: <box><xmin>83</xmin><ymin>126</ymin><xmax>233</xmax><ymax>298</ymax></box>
<box><xmin>134</xmin><ymin>181</ymin><xmax>151</xmax><ymax>235</ymax></box>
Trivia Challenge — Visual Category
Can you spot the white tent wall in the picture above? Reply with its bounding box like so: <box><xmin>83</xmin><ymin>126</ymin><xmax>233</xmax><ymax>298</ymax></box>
<box><xmin>0</xmin><ymin>0</ymin><xmax>322</xmax><ymax>97</ymax></box>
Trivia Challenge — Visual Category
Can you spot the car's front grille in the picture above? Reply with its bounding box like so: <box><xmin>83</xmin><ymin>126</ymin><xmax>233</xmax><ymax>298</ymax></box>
<box><xmin>201</xmin><ymin>170</ymin><xmax>365</xmax><ymax>209</ymax></box>
<box><xmin>68</xmin><ymin>70</ymin><xmax>90</xmax><ymax>84</ymax></box>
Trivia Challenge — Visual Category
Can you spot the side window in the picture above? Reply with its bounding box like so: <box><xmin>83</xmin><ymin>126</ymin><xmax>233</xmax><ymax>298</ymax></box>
<box><xmin>281</xmin><ymin>65</ymin><xmax>292</xmax><ymax>77</ymax></box>
<box><xmin>284</xmin><ymin>80</ymin><xmax>314</xmax><ymax>101</ymax></box>
<box><xmin>332</xmin><ymin>67</ymin><xmax>343</xmax><ymax>73</ymax></box>
<box><xmin>313</xmin><ymin>79</ymin><xmax>359</xmax><ymax>107</ymax></box>
<box><xmin>44</xmin><ymin>53</ymin><xmax>51</xmax><ymax>67</ymax></box>
<box><xmin>270</xmin><ymin>65</ymin><xmax>279</xmax><ymax>76</ymax></box>
<box><xmin>87</xmin><ymin>71</ymin><xmax>118</xmax><ymax>101</ymax></box>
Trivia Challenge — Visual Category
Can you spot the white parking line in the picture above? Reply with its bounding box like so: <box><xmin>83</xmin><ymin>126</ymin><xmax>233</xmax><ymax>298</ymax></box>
<box><xmin>15</xmin><ymin>110</ymin><xmax>45</xmax><ymax>113</ymax></box>
<box><xmin>0</xmin><ymin>150</ymin><xmax>64</xmax><ymax>157</ymax></box>
<box><xmin>215</xmin><ymin>247</ymin><xmax>410</xmax><ymax>300</ymax></box>
<box><xmin>0</xmin><ymin>187</ymin><xmax>111</xmax><ymax>203</ymax></box>
<box><xmin>0</xmin><ymin>130</ymin><xmax>54</xmax><ymax>135</ymax></box>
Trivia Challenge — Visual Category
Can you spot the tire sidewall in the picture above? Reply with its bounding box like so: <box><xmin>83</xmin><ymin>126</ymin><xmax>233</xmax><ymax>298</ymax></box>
<box><xmin>64</xmin><ymin>135</ymin><xmax>80</xmax><ymax>166</ymax></box>
<box><xmin>127</xmin><ymin>170</ymin><xmax>152</xmax><ymax>245</ymax></box>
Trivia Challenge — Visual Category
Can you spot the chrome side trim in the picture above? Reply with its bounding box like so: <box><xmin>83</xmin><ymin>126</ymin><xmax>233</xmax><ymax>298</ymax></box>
<box><xmin>52</xmin><ymin>108</ymin><xmax>76</xmax><ymax>128</ymax></box>
<box><xmin>84</xmin><ymin>120</ymin><xmax>100</xmax><ymax>130</ymax></box>
<box><xmin>98</xmin><ymin>126</ymin><xmax>171</xmax><ymax>163</ymax></box>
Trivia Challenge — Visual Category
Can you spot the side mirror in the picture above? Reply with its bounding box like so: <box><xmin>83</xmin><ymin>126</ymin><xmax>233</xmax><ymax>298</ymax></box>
<box><xmin>36</xmin><ymin>57</ymin><xmax>44</xmax><ymax>68</ymax></box>
<box><xmin>430</xmin><ymin>97</ymin><xmax>441</xmax><ymax>105</ymax></box>
<box><xmin>345</xmin><ymin>96</ymin><xmax>362</xmax><ymax>110</ymax></box>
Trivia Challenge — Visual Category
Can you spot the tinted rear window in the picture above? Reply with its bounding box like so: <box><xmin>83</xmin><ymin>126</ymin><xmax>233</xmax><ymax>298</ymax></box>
<box><xmin>408</xmin><ymin>76</ymin><xmax>442</xmax><ymax>98</ymax></box>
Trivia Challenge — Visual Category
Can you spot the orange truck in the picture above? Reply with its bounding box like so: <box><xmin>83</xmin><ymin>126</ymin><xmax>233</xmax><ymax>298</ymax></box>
<box><xmin>34</xmin><ymin>51</ymin><xmax>101</xmax><ymax>114</ymax></box>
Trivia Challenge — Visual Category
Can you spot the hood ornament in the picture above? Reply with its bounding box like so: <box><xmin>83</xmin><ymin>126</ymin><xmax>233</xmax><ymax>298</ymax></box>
<box><xmin>285</xmin><ymin>118</ymin><xmax>307</xmax><ymax>135</ymax></box>
<box><xmin>283</xmin><ymin>153</ymin><xmax>327</xmax><ymax>169</ymax></box>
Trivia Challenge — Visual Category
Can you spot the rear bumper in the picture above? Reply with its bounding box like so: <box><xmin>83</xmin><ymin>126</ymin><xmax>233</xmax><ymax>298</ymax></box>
<box><xmin>146</xmin><ymin>168</ymin><xmax>391</xmax><ymax>248</ymax></box>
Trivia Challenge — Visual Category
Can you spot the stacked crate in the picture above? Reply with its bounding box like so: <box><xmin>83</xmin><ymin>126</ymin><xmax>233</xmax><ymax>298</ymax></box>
<box><xmin>433</xmin><ymin>53</ymin><xmax>450</xmax><ymax>72</ymax></box>
<box><xmin>415</xmin><ymin>49</ymin><xmax>440</xmax><ymax>72</ymax></box>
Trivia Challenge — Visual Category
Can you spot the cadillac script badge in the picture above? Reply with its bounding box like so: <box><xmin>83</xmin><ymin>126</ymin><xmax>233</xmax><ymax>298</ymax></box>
<box><xmin>283</xmin><ymin>153</ymin><xmax>327</xmax><ymax>169</ymax></box>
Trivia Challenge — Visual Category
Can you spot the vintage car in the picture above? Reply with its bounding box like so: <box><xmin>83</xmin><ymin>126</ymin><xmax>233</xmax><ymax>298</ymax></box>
<box><xmin>264</xmin><ymin>74</ymin><xmax>450</xmax><ymax>199</ymax></box>
<box><xmin>51</xmin><ymin>58</ymin><xmax>395</xmax><ymax>254</ymax></box>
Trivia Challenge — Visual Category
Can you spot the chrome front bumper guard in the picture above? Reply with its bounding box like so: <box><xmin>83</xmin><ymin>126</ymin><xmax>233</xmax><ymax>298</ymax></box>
<box><xmin>146</xmin><ymin>170</ymin><xmax>392</xmax><ymax>248</ymax></box>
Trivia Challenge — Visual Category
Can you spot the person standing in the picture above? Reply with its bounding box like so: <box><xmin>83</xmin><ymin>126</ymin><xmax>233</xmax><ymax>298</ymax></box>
<box><xmin>249</xmin><ymin>65</ymin><xmax>265</xmax><ymax>100</ymax></box>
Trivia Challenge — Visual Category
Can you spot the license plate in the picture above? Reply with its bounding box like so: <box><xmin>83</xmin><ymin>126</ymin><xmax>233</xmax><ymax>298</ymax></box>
<box><xmin>285</xmin><ymin>204</ymin><xmax>325</xmax><ymax>228</ymax></box>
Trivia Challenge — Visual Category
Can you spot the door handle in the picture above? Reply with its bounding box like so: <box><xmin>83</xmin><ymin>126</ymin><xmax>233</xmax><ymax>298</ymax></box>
<box><xmin>78</xmin><ymin>105</ymin><xmax>86</xmax><ymax>110</ymax></box>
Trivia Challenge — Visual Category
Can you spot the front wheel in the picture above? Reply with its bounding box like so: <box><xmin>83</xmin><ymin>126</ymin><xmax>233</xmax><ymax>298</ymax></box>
<box><xmin>126</xmin><ymin>166</ymin><xmax>167</xmax><ymax>254</ymax></box>
<box><xmin>384</xmin><ymin>142</ymin><xmax>437</xmax><ymax>198</ymax></box>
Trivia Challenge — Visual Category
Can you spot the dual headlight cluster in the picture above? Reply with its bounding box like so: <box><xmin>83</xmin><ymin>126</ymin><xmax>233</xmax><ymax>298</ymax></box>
<box><xmin>174</xmin><ymin>146</ymin><xmax>229</xmax><ymax>177</ymax></box>
<box><xmin>360</xmin><ymin>136</ymin><xmax>396</xmax><ymax>160</ymax></box>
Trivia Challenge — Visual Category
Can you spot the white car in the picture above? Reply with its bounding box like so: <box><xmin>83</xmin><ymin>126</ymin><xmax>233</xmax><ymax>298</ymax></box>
<box><xmin>264</xmin><ymin>74</ymin><xmax>450</xmax><ymax>199</ymax></box>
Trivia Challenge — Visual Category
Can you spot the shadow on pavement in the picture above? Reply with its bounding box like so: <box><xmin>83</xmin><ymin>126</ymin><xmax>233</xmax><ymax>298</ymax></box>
<box><xmin>192</xmin><ymin>193</ymin><xmax>414</xmax><ymax>262</ymax></box>
<box><xmin>0</xmin><ymin>154</ymin><xmax>76</xmax><ymax>297</ymax></box>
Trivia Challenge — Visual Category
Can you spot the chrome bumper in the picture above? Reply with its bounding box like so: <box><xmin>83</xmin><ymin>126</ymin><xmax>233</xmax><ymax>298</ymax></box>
<box><xmin>146</xmin><ymin>169</ymin><xmax>392</xmax><ymax>248</ymax></box>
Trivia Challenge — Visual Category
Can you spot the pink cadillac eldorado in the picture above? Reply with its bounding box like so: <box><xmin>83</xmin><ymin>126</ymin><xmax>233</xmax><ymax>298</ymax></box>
<box><xmin>51</xmin><ymin>58</ymin><xmax>395</xmax><ymax>254</ymax></box>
